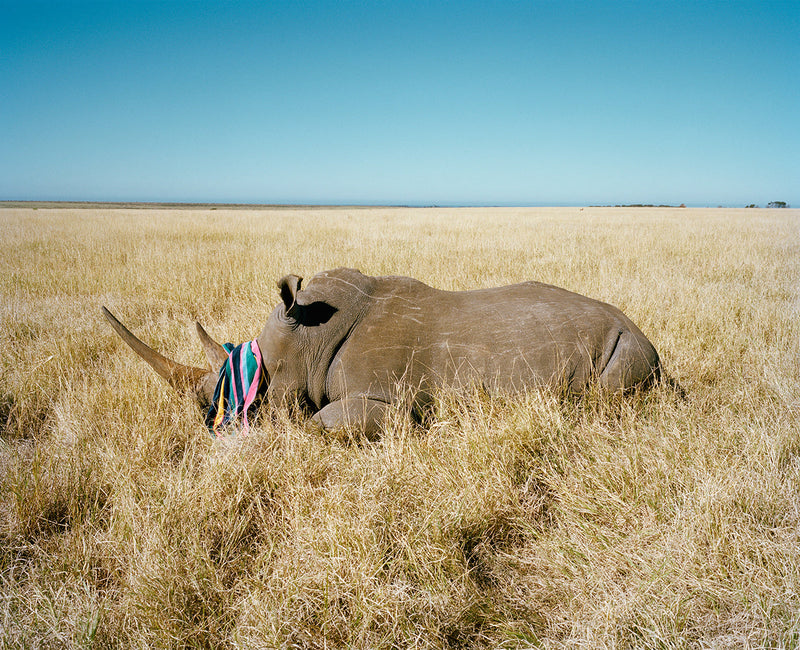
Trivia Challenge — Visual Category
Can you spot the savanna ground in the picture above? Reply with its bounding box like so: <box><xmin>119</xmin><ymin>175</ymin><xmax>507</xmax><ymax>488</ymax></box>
<box><xmin>1</xmin><ymin>205</ymin><xmax>799</xmax><ymax>648</ymax></box>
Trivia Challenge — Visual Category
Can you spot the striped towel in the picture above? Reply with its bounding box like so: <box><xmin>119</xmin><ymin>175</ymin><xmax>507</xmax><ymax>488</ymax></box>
<box><xmin>205</xmin><ymin>339</ymin><xmax>264</xmax><ymax>437</ymax></box>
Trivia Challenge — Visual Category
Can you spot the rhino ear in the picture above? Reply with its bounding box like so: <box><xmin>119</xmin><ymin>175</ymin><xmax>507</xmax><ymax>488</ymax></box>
<box><xmin>278</xmin><ymin>274</ymin><xmax>303</xmax><ymax>319</ymax></box>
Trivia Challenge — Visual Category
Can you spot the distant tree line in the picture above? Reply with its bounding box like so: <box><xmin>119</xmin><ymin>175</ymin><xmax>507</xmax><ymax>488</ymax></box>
<box><xmin>593</xmin><ymin>204</ymin><xmax>687</xmax><ymax>208</ymax></box>
<box><xmin>591</xmin><ymin>202</ymin><xmax>790</xmax><ymax>209</ymax></box>
<box><xmin>747</xmin><ymin>201</ymin><xmax>790</xmax><ymax>208</ymax></box>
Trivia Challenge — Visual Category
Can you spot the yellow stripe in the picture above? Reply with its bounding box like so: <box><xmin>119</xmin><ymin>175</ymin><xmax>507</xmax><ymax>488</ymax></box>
<box><xmin>213</xmin><ymin>377</ymin><xmax>226</xmax><ymax>431</ymax></box>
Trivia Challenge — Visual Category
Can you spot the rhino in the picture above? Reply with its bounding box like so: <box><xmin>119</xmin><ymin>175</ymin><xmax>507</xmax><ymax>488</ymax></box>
<box><xmin>103</xmin><ymin>267</ymin><xmax>662</xmax><ymax>437</ymax></box>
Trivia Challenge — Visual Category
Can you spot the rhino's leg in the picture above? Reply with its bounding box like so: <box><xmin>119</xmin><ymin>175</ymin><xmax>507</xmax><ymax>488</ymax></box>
<box><xmin>598</xmin><ymin>330</ymin><xmax>661</xmax><ymax>392</ymax></box>
<box><xmin>310</xmin><ymin>397</ymin><xmax>391</xmax><ymax>440</ymax></box>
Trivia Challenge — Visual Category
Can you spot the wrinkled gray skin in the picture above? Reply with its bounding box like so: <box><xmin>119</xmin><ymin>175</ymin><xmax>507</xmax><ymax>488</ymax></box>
<box><xmin>103</xmin><ymin>268</ymin><xmax>661</xmax><ymax>438</ymax></box>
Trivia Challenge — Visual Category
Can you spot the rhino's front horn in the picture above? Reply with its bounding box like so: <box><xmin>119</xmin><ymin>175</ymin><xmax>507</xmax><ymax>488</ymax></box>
<box><xmin>102</xmin><ymin>306</ymin><xmax>211</xmax><ymax>393</ymax></box>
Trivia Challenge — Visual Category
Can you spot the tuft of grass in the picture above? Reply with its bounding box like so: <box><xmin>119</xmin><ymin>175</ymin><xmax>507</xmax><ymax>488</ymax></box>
<box><xmin>1</xmin><ymin>206</ymin><xmax>799</xmax><ymax>647</ymax></box>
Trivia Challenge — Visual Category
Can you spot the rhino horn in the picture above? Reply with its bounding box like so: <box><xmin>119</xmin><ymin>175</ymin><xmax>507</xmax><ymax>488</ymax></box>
<box><xmin>195</xmin><ymin>321</ymin><xmax>229</xmax><ymax>368</ymax></box>
<box><xmin>102</xmin><ymin>306</ymin><xmax>211</xmax><ymax>393</ymax></box>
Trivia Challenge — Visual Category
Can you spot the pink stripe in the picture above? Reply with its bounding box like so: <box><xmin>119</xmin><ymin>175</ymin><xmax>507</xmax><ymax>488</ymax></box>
<box><xmin>241</xmin><ymin>340</ymin><xmax>263</xmax><ymax>434</ymax></box>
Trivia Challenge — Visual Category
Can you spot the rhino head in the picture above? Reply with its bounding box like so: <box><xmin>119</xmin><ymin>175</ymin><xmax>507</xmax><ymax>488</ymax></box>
<box><xmin>101</xmin><ymin>273</ymin><xmax>338</xmax><ymax>421</ymax></box>
<box><xmin>101</xmin><ymin>306</ymin><xmax>230</xmax><ymax>412</ymax></box>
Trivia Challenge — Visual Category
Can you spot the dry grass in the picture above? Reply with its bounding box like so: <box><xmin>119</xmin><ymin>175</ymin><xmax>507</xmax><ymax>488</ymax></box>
<box><xmin>1</xmin><ymin>205</ymin><xmax>799</xmax><ymax>648</ymax></box>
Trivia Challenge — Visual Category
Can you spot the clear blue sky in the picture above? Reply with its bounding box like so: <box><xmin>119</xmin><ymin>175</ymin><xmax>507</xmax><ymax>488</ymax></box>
<box><xmin>2</xmin><ymin>0</ymin><xmax>798</xmax><ymax>206</ymax></box>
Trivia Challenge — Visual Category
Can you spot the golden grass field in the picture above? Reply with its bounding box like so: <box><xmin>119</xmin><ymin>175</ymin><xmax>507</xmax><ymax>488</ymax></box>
<box><xmin>1</xmin><ymin>205</ymin><xmax>799</xmax><ymax>648</ymax></box>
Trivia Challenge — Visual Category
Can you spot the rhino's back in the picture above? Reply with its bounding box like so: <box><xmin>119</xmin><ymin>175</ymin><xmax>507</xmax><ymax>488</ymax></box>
<box><xmin>325</xmin><ymin>274</ymin><xmax>658</xmax><ymax>401</ymax></box>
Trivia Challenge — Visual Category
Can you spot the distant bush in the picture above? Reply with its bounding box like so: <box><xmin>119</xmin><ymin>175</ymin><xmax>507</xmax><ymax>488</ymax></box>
<box><xmin>767</xmin><ymin>201</ymin><xmax>789</xmax><ymax>208</ymax></box>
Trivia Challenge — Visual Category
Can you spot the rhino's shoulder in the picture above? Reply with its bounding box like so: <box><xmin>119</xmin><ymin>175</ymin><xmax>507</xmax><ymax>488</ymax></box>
<box><xmin>299</xmin><ymin>268</ymin><xmax>381</xmax><ymax>308</ymax></box>
<box><xmin>303</xmin><ymin>268</ymin><xmax>369</xmax><ymax>292</ymax></box>
<box><xmin>310</xmin><ymin>267</ymin><xmax>368</xmax><ymax>283</ymax></box>
<box><xmin>307</xmin><ymin>268</ymin><xmax>434</xmax><ymax>299</ymax></box>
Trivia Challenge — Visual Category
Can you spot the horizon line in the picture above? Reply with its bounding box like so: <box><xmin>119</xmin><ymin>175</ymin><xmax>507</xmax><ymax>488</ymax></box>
<box><xmin>1</xmin><ymin>200</ymin><xmax>791</xmax><ymax>210</ymax></box>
